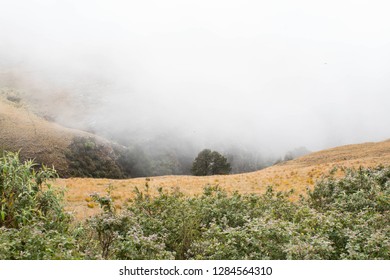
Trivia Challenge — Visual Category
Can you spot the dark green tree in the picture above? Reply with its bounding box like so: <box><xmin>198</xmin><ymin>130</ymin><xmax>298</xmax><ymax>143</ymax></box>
<box><xmin>191</xmin><ymin>149</ymin><xmax>231</xmax><ymax>176</ymax></box>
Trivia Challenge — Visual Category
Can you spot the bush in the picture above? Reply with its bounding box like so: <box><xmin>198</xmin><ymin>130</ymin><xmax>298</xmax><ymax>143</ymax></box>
<box><xmin>86</xmin><ymin>186</ymin><xmax>174</xmax><ymax>259</ymax></box>
<box><xmin>0</xmin><ymin>151</ymin><xmax>70</xmax><ymax>230</ymax></box>
<box><xmin>1</xmin><ymin>151</ymin><xmax>388</xmax><ymax>259</ymax></box>
<box><xmin>0</xmin><ymin>151</ymin><xmax>80</xmax><ymax>259</ymax></box>
<box><xmin>0</xmin><ymin>223</ymin><xmax>82</xmax><ymax>259</ymax></box>
<box><xmin>120</xmin><ymin>168</ymin><xmax>389</xmax><ymax>260</ymax></box>
<box><xmin>307</xmin><ymin>166</ymin><xmax>390</xmax><ymax>213</ymax></box>
<box><xmin>65</xmin><ymin>137</ymin><xmax>124</xmax><ymax>178</ymax></box>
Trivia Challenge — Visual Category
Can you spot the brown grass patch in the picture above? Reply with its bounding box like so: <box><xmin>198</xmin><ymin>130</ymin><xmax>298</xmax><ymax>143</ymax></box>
<box><xmin>56</xmin><ymin>139</ymin><xmax>390</xmax><ymax>220</ymax></box>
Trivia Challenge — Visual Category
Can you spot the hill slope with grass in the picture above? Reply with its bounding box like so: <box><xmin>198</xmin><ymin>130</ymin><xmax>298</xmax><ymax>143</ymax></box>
<box><xmin>1</xmin><ymin>88</ymin><xmax>389</xmax><ymax>219</ymax></box>
<box><xmin>58</xmin><ymin>139</ymin><xmax>390</xmax><ymax>219</ymax></box>
<box><xmin>0</xmin><ymin>92</ymin><xmax>128</xmax><ymax>178</ymax></box>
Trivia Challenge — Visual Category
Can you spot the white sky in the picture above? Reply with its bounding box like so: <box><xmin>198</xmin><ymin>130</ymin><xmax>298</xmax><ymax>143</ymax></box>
<box><xmin>1</xmin><ymin>0</ymin><xmax>390</xmax><ymax>154</ymax></box>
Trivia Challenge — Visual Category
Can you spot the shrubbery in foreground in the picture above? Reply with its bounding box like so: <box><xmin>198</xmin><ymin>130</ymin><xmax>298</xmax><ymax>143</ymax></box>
<box><xmin>0</xmin><ymin>151</ymin><xmax>79</xmax><ymax>259</ymax></box>
<box><xmin>0</xmin><ymin>151</ymin><xmax>389</xmax><ymax>259</ymax></box>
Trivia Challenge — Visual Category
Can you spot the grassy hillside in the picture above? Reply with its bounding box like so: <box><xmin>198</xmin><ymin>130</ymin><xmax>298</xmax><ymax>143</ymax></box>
<box><xmin>0</xmin><ymin>92</ymin><xmax>388</xmax><ymax>259</ymax></box>
<box><xmin>1</xmin><ymin>88</ymin><xmax>389</xmax><ymax>220</ymax></box>
<box><xmin>58</xmin><ymin>139</ymin><xmax>390</xmax><ymax>219</ymax></box>
<box><xmin>0</xmin><ymin>91</ymin><xmax>128</xmax><ymax>178</ymax></box>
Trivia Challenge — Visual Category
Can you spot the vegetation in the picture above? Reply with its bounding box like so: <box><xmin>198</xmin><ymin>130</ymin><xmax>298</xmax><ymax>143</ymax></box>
<box><xmin>65</xmin><ymin>137</ymin><xmax>195</xmax><ymax>178</ymax></box>
<box><xmin>65</xmin><ymin>137</ymin><xmax>125</xmax><ymax>178</ymax></box>
<box><xmin>0</xmin><ymin>151</ymin><xmax>68</xmax><ymax>229</ymax></box>
<box><xmin>0</xmin><ymin>151</ymin><xmax>389</xmax><ymax>259</ymax></box>
<box><xmin>191</xmin><ymin>149</ymin><xmax>231</xmax><ymax>176</ymax></box>
<box><xmin>0</xmin><ymin>151</ymin><xmax>78</xmax><ymax>259</ymax></box>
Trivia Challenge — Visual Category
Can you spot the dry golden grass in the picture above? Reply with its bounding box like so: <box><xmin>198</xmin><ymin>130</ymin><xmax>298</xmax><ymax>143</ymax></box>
<box><xmin>3</xmin><ymin>94</ymin><xmax>390</xmax><ymax>220</ymax></box>
<box><xmin>0</xmin><ymin>97</ymin><xmax>85</xmax><ymax>173</ymax></box>
<box><xmin>0</xmin><ymin>97</ymin><xmax>120</xmax><ymax>175</ymax></box>
<box><xmin>56</xmin><ymin>139</ymin><xmax>390</xmax><ymax>220</ymax></box>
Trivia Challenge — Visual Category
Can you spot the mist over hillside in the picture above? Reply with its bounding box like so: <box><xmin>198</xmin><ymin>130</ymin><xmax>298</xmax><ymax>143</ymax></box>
<box><xmin>1</xmin><ymin>0</ymin><xmax>390</xmax><ymax>176</ymax></box>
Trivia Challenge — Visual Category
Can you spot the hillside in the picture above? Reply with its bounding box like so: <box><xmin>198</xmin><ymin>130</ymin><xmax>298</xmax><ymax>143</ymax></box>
<box><xmin>57</xmin><ymin>139</ymin><xmax>390</xmax><ymax>219</ymax></box>
<box><xmin>0</xmin><ymin>91</ymin><xmax>127</xmax><ymax>177</ymax></box>
<box><xmin>1</xmin><ymin>88</ymin><xmax>389</xmax><ymax>219</ymax></box>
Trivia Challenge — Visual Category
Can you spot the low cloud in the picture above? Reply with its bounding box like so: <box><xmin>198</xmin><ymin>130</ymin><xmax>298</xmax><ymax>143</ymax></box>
<box><xmin>1</xmin><ymin>0</ymin><xmax>389</xmax><ymax>157</ymax></box>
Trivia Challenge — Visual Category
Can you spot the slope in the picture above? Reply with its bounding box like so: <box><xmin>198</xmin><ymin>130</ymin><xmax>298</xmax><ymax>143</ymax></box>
<box><xmin>0</xmin><ymin>92</ymin><xmax>126</xmax><ymax>177</ymax></box>
<box><xmin>57</xmin><ymin>139</ymin><xmax>390</xmax><ymax>219</ymax></box>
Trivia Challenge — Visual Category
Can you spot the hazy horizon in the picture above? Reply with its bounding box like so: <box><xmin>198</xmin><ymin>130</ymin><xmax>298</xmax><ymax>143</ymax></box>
<box><xmin>1</xmin><ymin>0</ymin><xmax>389</xmax><ymax>156</ymax></box>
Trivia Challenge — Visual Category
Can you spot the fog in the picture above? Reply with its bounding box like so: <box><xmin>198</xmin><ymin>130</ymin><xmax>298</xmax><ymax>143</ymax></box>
<box><xmin>1</xmin><ymin>0</ymin><xmax>390</xmax><ymax>157</ymax></box>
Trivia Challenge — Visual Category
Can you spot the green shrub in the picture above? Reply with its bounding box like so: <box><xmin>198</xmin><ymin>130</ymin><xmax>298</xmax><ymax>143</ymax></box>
<box><xmin>0</xmin><ymin>151</ymin><xmax>79</xmax><ymax>259</ymax></box>
<box><xmin>307</xmin><ymin>166</ymin><xmax>390</xmax><ymax>213</ymax></box>
<box><xmin>86</xmin><ymin>186</ymin><xmax>174</xmax><ymax>259</ymax></box>
<box><xmin>1</xmin><ymin>151</ymin><xmax>388</xmax><ymax>260</ymax></box>
<box><xmin>65</xmin><ymin>137</ymin><xmax>123</xmax><ymax>178</ymax></box>
<box><xmin>305</xmin><ymin>167</ymin><xmax>390</xmax><ymax>259</ymax></box>
<box><xmin>125</xmin><ymin>186</ymin><xmax>201</xmax><ymax>259</ymax></box>
<box><xmin>0</xmin><ymin>223</ymin><xmax>82</xmax><ymax>259</ymax></box>
<box><xmin>0</xmin><ymin>151</ymin><xmax>70</xmax><ymax>230</ymax></box>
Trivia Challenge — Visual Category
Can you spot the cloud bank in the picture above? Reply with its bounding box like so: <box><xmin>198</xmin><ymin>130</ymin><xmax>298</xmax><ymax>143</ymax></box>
<box><xmin>1</xmin><ymin>0</ymin><xmax>389</xmax><ymax>156</ymax></box>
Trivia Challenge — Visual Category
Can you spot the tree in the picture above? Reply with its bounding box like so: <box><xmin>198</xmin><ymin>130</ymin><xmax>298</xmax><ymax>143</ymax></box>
<box><xmin>191</xmin><ymin>149</ymin><xmax>231</xmax><ymax>176</ymax></box>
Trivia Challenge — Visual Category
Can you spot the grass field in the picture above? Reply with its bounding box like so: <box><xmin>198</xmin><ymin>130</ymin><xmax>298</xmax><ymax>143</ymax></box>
<box><xmin>2</xmin><ymin>93</ymin><xmax>390</xmax><ymax>220</ymax></box>
<box><xmin>57</xmin><ymin>139</ymin><xmax>390</xmax><ymax>219</ymax></box>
